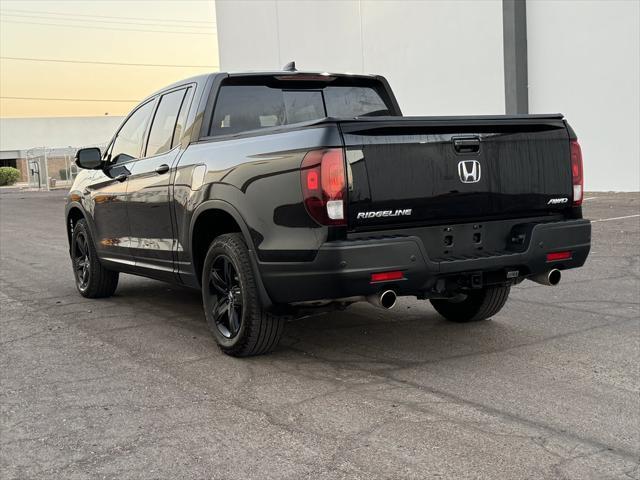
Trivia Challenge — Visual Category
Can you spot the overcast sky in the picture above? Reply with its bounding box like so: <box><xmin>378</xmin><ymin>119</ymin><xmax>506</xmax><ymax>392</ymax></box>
<box><xmin>0</xmin><ymin>0</ymin><xmax>218</xmax><ymax>117</ymax></box>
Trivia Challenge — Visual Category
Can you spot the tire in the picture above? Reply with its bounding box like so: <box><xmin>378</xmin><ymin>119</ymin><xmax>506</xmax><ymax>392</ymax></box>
<box><xmin>430</xmin><ymin>285</ymin><xmax>510</xmax><ymax>323</ymax></box>
<box><xmin>201</xmin><ymin>233</ymin><xmax>285</xmax><ymax>357</ymax></box>
<box><xmin>70</xmin><ymin>219</ymin><xmax>119</xmax><ymax>298</ymax></box>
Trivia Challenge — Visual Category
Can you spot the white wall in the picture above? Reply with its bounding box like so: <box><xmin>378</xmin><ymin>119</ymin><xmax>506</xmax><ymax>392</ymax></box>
<box><xmin>0</xmin><ymin>116</ymin><xmax>124</xmax><ymax>151</ymax></box>
<box><xmin>527</xmin><ymin>0</ymin><xmax>640</xmax><ymax>191</ymax></box>
<box><xmin>214</xmin><ymin>0</ymin><xmax>640</xmax><ymax>191</ymax></box>
<box><xmin>216</xmin><ymin>0</ymin><xmax>506</xmax><ymax>115</ymax></box>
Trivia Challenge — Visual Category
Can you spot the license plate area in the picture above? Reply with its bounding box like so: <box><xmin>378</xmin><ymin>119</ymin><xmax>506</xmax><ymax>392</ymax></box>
<box><xmin>438</xmin><ymin>223</ymin><xmax>488</xmax><ymax>258</ymax></box>
<box><xmin>422</xmin><ymin>221</ymin><xmax>520</xmax><ymax>262</ymax></box>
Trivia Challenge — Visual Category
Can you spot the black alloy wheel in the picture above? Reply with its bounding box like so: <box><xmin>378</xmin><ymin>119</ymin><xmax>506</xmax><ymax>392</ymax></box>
<box><xmin>73</xmin><ymin>230</ymin><xmax>91</xmax><ymax>292</ymax></box>
<box><xmin>201</xmin><ymin>233</ymin><xmax>285</xmax><ymax>357</ymax></box>
<box><xmin>208</xmin><ymin>254</ymin><xmax>244</xmax><ymax>339</ymax></box>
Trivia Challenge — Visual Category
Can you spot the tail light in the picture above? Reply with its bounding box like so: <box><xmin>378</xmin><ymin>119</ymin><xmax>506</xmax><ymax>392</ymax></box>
<box><xmin>300</xmin><ymin>148</ymin><xmax>346</xmax><ymax>226</ymax></box>
<box><xmin>570</xmin><ymin>140</ymin><xmax>583</xmax><ymax>206</ymax></box>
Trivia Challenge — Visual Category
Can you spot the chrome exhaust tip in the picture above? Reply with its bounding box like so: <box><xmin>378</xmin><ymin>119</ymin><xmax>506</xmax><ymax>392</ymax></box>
<box><xmin>367</xmin><ymin>290</ymin><xmax>397</xmax><ymax>309</ymax></box>
<box><xmin>529</xmin><ymin>269</ymin><xmax>562</xmax><ymax>286</ymax></box>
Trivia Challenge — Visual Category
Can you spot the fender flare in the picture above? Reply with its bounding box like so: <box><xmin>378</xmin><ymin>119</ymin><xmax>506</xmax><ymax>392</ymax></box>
<box><xmin>189</xmin><ymin>200</ymin><xmax>273</xmax><ymax>308</ymax></box>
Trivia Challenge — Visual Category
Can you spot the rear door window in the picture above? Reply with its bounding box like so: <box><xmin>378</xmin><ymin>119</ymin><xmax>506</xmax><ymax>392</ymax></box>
<box><xmin>145</xmin><ymin>89</ymin><xmax>187</xmax><ymax>157</ymax></box>
<box><xmin>210</xmin><ymin>83</ymin><xmax>390</xmax><ymax>136</ymax></box>
<box><xmin>172</xmin><ymin>87</ymin><xmax>193</xmax><ymax>148</ymax></box>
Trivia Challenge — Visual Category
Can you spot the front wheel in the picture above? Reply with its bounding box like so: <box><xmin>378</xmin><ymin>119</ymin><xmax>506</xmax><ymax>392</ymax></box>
<box><xmin>201</xmin><ymin>233</ymin><xmax>285</xmax><ymax>357</ymax></box>
<box><xmin>70</xmin><ymin>219</ymin><xmax>119</xmax><ymax>298</ymax></box>
<box><xmin>430</xmin><ymin>285</ymin><xmax>510</xmax><ymax>323</ymax></box>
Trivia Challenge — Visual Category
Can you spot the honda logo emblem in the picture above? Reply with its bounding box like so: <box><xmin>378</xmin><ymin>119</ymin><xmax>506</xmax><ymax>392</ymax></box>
<box><xmin>458</xmin><ymin>160</ymin><xmax>481</xmax><ymax>183</ymax></box>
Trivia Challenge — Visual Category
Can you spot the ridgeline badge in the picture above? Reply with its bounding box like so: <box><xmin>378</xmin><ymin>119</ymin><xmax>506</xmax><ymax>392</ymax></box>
<box><xmin>357</xmin><ymin>209</ymin><xmax>412</xmax><ymax>220</ymax></box>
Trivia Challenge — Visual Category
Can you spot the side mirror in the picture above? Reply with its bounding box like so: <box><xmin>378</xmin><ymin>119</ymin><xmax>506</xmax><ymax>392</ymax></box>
<box><xmin>75</xmin><ymin>147</ymin><xmax>103</xmax><ymax>170</ymax></box>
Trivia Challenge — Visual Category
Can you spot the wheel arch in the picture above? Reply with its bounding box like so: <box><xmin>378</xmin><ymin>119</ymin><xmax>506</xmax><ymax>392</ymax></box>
<box><xmin>189</xmin><ymin>200</ymin><xmax>272</xmax><ymax>308</ymax></box>
<box><xmin>65</xmin><ymin>203</ymin><xmax>89</xmax><ymax>249</ymax></box>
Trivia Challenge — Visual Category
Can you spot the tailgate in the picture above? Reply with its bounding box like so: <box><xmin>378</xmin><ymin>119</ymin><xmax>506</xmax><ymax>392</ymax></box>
<box><xmin>342</xmin><ymin>115</ymin><xmax>572</xmax><ymax>230</ymax></box>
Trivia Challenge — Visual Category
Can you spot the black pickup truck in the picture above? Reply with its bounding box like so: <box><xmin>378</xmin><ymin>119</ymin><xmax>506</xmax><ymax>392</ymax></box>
<box><xmin>67</xmin><ymin>68</ymin><xmax>591</xmax><ymax>356</ymax></box>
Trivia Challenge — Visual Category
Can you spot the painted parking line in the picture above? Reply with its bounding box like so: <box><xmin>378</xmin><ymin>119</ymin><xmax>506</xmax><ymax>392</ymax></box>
<box><xmin>582</xmin><ymin>196</ymin><xmax>598</xmax><ymax>201</ymax></box>
<box><xmin>591</xmin><ymin>214</ymin><xmax>640</xmax><ymax>223</ymax></box>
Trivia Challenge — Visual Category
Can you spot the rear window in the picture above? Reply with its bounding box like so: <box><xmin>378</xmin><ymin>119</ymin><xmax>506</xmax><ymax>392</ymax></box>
<box><xmin>210</xmin><ymin>83</ymin><xmax>391</xmax><ymax>136</ymax></box>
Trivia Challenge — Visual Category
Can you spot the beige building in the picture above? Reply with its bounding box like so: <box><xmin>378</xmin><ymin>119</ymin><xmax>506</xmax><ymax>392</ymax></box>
<box><xmin>0</xmin><ymin>116</ymin><xmax>124</xmax><ymax>185</ymax></box>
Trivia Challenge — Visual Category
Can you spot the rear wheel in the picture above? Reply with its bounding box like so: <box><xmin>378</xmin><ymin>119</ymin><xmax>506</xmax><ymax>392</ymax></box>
<box><xmin>430</xmin><ymin>285</ymin><xmax>510</xmax><ymax>323</ymax></box>
<box><xmin>202</xmin><ymin>233</ymin><xmax>285</xmax><ymax>357</ymax></box>
<box><xmin>71</xmin><ymin>219</ymin><xmax>119</xmax><ymax>298</ymax></box>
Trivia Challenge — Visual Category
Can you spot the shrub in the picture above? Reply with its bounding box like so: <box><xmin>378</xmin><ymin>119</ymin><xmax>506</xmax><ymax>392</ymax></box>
<box><xmin>0</xmin><ymin>167</ymin><xmax>20</xmax><ymax>186</ymax></box>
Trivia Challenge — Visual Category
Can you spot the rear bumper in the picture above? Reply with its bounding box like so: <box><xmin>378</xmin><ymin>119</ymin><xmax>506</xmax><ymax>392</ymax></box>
<box><xmin>258</xmin><ymin>219</ymin><xmax>591</xmax><ymax>304</ymax></box>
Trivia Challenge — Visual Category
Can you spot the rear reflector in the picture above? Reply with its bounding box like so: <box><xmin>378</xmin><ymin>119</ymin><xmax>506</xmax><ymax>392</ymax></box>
<box><xmin>570</xmin><ymin>140</ymin><xmax>584</xmax><ymax>206</ymax></box>
<box><xmin>546</xmin><ymin>251</ymin><xmax>572</xmax><ymax>262</ymax></box>
<box><xmin>370</xmin><ymin>271</ymin><xmax>404</xmax><ymax>283</ymax></box>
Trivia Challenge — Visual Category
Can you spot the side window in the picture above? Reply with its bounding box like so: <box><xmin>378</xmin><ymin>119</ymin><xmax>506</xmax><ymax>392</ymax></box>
<box><xmin>172</xmin><ymin>87</ymin><xmax>193</xmax><ymax>148</ymax></box>
<box><xmin>111</xmin><ymin>100</ymin><xmax>155</xmax><ymax>163</ymax></box>
<box><xmin>145</xmin><ymin>89</ymin><xmax>187</xmax><ymax>157</ymax></box>
<box><xmin>102</xmin><ymin>140</ymin><xmax>113</xmax><ymax>160</ymax></box>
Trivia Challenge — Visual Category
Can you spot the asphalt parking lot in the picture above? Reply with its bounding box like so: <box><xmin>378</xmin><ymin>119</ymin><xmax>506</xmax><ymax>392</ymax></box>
<box><xmin>1</xmin><ymin>190</ymin><xmax>638</xmax><ymax>479</ymax></box>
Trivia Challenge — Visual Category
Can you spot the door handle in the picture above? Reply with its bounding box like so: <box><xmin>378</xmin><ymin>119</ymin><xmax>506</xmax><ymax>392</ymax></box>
<box><xmin>155</xmin><ymin>164</ymin><xmax>170</xmax><ymax>175</ymax></box>
<box><xmin>453</xmin><ymin>137</ymin><xmax>481</xmax><ymax>154</ymax></box>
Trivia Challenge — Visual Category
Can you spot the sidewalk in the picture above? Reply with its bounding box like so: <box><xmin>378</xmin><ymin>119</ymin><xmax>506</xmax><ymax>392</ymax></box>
<box><xmin>0</xmin><ymin>182</ymin><xmax>70</xmax><ymax>193</ymax></box>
